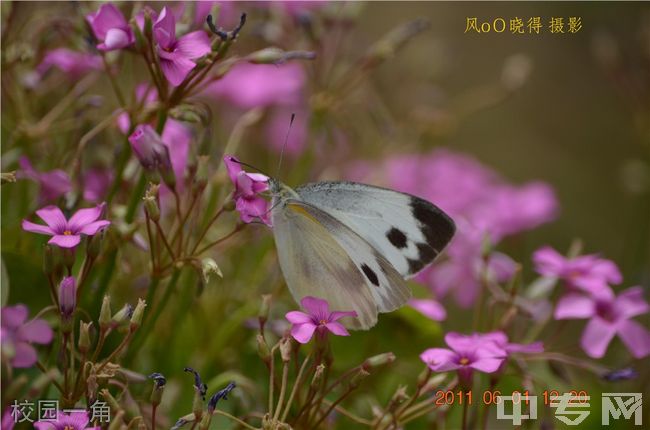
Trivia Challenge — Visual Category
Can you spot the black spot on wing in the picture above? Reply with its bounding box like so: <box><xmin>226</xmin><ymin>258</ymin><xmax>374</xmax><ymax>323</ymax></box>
<box><xmin>407</xmin><ymin>258</ymin><xmax>425</xmax><ymax>274</ymax></box>
<box><xmin>386</xmin><ymin>227</ymin><xmax>408</xmax><ymax>249</ymax></box>
<box><xmin>410</xmin><ymin>197</ymin><xmax>455</xmax><ymax>255</ymax></box>
<box><xmin>360</xmin><ymin>264</ymin><xmax>380</xmax><ymax>287</ymax></box>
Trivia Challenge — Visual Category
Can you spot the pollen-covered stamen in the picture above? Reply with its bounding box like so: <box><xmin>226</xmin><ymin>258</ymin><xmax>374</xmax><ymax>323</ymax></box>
<box><xmin>319</xmin><ymin>319</ymin><xmax>328</xmax><ymax>326</ymax></box>
<box><xmin>63</xmin><ymin>230</ymin><xmax>72</xmax><ymax>235</ymax></box>
<box><xmin>459</xmin><ymin>357</ymin><xmax>470</xmax><ymax>366</ymax></box>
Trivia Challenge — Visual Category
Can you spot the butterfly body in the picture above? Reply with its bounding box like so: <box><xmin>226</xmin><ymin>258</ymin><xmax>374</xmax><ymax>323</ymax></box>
<box><xmin>270</xmin><ymin>178</ymin><xmax>455</xmax><ymax>329</ymax></box>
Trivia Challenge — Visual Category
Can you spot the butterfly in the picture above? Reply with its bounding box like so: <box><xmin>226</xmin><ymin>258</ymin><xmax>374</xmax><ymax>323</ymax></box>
<box><xmin>269</xmin><ymin>179</ymin><xmax>456</xmax><ymax>329</ymax></box>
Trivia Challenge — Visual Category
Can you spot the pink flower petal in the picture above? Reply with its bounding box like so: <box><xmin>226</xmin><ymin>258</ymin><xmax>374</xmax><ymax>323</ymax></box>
<box><xmin>554</xmin><ymin>294</ymin><xmax>595</xmax><ymax>320</ymax></box>
<box><xmin>300</xmin><ymin>296</ymin><xmax>330</xmax><ymax>320</ymax></box>
<box><xmin>325</xmin><ymin>322</ymin><xmax>350</xmax><ymax>337</ymax></box>
<box><xmin>223</xmin><ymin>155</ymin><xmax>242</xmax><ymax>183</ymax></box>
<box><xmin>159</xmin><ymin>54</ymin><xmax>196</xmax><ymax>87</ymax></box>
<box><xmin>409</xmin><ymin>299</ymin><xmax>446</xmax><ymax>321</ymax></box>
<box><xmin>532</xmin><ymin>246</ymin><xmax>565</xmax><ymax>277</ymax></box>
<box><xmin>21</xmin><ymin>220</ymin><xmax>54</xmax><ymax>236</ymax></box>
<box><xmin>100</xmin><ymin>28</ymin><xmax>131</xmax><ymax>51</ymax></box>
<box><xmin>68</xmin><ymin>205</ymin><xmax>103</xmax><ymax>232</ymax></box>
<box><xmin>285</xmin><ymin>311</ymin><xmax>312</xmax><ymax>324</ymax></box>
<box><xmin>290</xmin><ymin>323</ymin><xmax>317</xmax><ymax>344</ymax></box>
<box><xmin>79</xmin><ymin>220</ymin><xmax>110</xmax><ymax>235</ymax></box>
<box><xmin>1</xmin><ymin>305</ymin><xmax>28</xmax><ymax>328</ymax></box>
<box><xmin>175</xmin><ymin>31</ymin><xmax>211</xmax><ymax>59</ymax></box>
<box><xmin>617</xmin><ymin>320</ymin><xmax>650</xmax><ymax>359</ymax></box>
<box><xmin>153</xmin><ymin>7</ymin><xmax>176</xmax><ymax>49</ymax></box>
<box><xmin>580</xmin><ymin>316</ymin><xmax>617</xmax><ymax>358</ymax></box>
<box><xmin>35</xmin><ymin>206</ymin><xmax>67</xmax><ymax>232</ymax></box>
<box><xmin>17</xmin><ymin>320</ymin><xmax>53</xmax><ymax>344</ymax></box>
<box><xmin>615</xmin><ymin>286</ymin><xmax>650</xmax><ymax>319</ymax></box>
<box><xmin>329</xmin><ymin>311</ymin><xmax>358</xmax><ymax>322</ymax></box>
<box><xmin>86</xmin><ymin>3</ymin><xmax>127</xmax><ymax>40</ymax></box>
<box><xmin>11</xmin><ymin>342</ymin><xmax>37</xmax><ymax>368</ymax></box>
<box><xmin>506</xmin><ymin>341</ymin><xmax>544</xmax><ymax>354</ymax></box>
<box><xmin>420</xmin><ymin>348</ymin><xmax>459</xmax><ymax>371</ymax></box>
<box><xmin>470</xmin><ymin>357</ymin><xmax>505</xmax><ymax>373</ymax></box>
<box><xmin>48</xmin><ymin>234</ymin><xmax>81</xmax><ymax>248</ymax></box>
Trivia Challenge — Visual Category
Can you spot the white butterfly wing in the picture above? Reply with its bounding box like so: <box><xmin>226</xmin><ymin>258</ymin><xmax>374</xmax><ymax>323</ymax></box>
<box><xmin>271</xmin><ymin>199</ymin><xmax>411</xmax><ymax>329</ymax></box>
<box><xmin>296</xmin><ymin>181</ymin><xmax>456</xmax><ymax>277</ymax></box>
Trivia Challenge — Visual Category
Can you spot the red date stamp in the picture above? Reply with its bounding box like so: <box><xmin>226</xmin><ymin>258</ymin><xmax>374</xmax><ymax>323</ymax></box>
<box><xmin>433</xmin><ymin>390</ymin><xmax>590</xmax><ymax>406</ymax></box>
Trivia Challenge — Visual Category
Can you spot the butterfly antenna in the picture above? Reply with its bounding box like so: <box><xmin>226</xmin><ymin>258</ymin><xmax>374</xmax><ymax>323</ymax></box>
<box><xmin>276</xmin><ymin>113</ymin><xmax>295</xmax><ymax>179</ymax></box>
<box><xmin>229</xmin><ymin>158</ymin><xmax>272</xmax><ymax>177</ymax></box>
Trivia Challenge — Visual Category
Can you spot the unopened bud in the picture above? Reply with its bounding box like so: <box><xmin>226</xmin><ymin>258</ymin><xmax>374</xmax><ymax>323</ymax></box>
<box><xmin>143</xmin><ymin>8</ymin><xmax>154</xmax><ymax>41</ymax></box>
<box><xmin>58</xmin><ymin>276</ymin><xmax>76</xmax><ymax>322</ymax></box>
<box><xmin>112</xmin><ymin>304</ymin><xmax>133</xmax><ymax>325</ymax></box>
<box><xmin>149</xmin><ymin>372</ymin><xmax>166</xmax><ymax>406</ymax></box>
<box><xmin>143</xmin><ymin>196</ymin><xmax>160</xmax><ymax>222</ymax></box>
<box><xmin>363</xmin><ymin>352</ymin><xmax>395</xmax><ymax>370</ymax></box>
<box><xmin>256</xmin><ymin>335</ymin><xmax>271</xmax><ymax>363</ymax></box>
<box><xmin>348</xmin><ymin>368</ymin><xmax>370</xmax><ymax>389</ymax></box>
<box><xmin>258</xmin><ymin>294</ymin><xmax>271</xmax><ymax>327</ymax></box>
<box><xmin>365</xmin><ymin>19</ymin><xmax>429</xmax><ymax>68</ymax></box>
<box><xmin>280</xmin><ymin>337</ymin><xmax>292</xmax><ymax>363</ymax></box>
<box><xmin>130</xmin><ymin>299</ymin><xmax>146</xmax><ymax>329</ymax></box>
<box><xmin>99</xmin><ymin>296</ymin><xmax>112</xmax><ymax>329</ymax></box>
<box><xmin>79</xmin><ymin>321</ymin><xmax>92</xmax><ymax>354</ymax></box>
<box><xmin>169</xmin><ymin>105</ymin><xmax>203</xmax><ymax>123</ymax></box>
<box><xmin>131</xmin><ymin>20</ymin><xmax>146</xmax><ymax>52</ymax></box>
<box><xmin>246</xmin><ymin>47</ymin><xmax>316</xmax><ymax>65</ymax></box>
<box><xmin>1</xmin><ymin>171</ymin><xmax>16</xmax><ymax>184</ymax></box>
<box><xmin>311</xmin><ymin>364</ymin><xmax>325</xmax><ymax>389</ymax></box>
<box><xmin>201</xmin><ymin>258</ymin><xmax>222</xmax><ymax>285</ymax></box>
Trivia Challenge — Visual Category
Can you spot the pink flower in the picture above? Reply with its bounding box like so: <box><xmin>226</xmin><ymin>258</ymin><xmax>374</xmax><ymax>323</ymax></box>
<box><xmin>152</xmin><ymin>7</ymin><xmax>211</xmax><ymax>86</ymax></box>
<box><xmin>223</xmin><ymin>155</ymin><xmax>271</xmax><ymax>225</ymax></box>
<box><xmin>34</xmin><ymin>410</ymin><xmax>100</xmax><ymax>430</ymax></box>
<box><xmin>209</xmin><ymin>63</ymin><xmax>305</xmax><ymax>108</ymax></box>
<box><xmin>86</xmin><ymin>3</ymin><xmax>135</xmax><ymax>51</ymax></box>
<box><xmin>533</xmin><ymin>246</ymin><xmax>621</xmax><ymax>296</ymax></box>
<box><xmin>285</xmin><ymin>296</ymin><xmax>358</xmax><ymax>344</ymax></box>
<box><xmin>420</xmin><ymin>332</ymin><xmax>506</xmax><ymax>383</ymax></box>
<box><xmin>555</xmin><ymin>286</ymin><xmax>650</xmax><ymax>358</ymax></box>
<box><xmin>22</xmin><ymin>204</ymin><xmax>110</xmax><ymax>248</ymax></box>
<box><xmin>18</xmin><ymin>157</ymin><xmax>71</xmax><ymax>203</ymax></box>
<box><xmin>451</xmin><ymin>331</ymin><xmax>544</xmax><ymax>355</ymax></box>
<box><xmin>1</xmin><ymin>304</ymin><xmax>53</xmax><ymax>368</ymax></box>
<box><xmin>408</xmin><ymin>299</ymin><xmax>446</xmax><ymax>321</ymax></box>
<box><xmin>36</xmin><ymin>48</ymin><xmax>102</xmax><ymax>78</ymax></box>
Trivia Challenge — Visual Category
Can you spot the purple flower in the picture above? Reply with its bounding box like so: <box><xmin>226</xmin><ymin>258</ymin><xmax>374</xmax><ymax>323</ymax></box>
<box><xmin>0</xmin><ymin>304</ymin><xmax>53</xmax><ymax>368</ymax></box>
<box><xmin>86</xmin><ymin>3</ymin><xmax>134</xmax><ymax>51</ymax></box>
<box><xmin>209</xmin><ymin>63</ymin><xmax>305</xmax><ymax>109</ymax></box>
<box><xmin>285</xmin><ymin>296</ymin><xmax>358</xmax><ymax>344</ymax></box>
<box><xmin>533</xmin><ymin>246</ymin><xmax>621</xmax><ymax>296</ymax></box>
<box><xmin>408</xmin><ymin>299</ymin><xmax>446</xmax><ymax>321</ymax></box>
<box><xmin>152</xmin><ymin>7</ymin><xmax>211</xmax><ymax>86</ymax></box>
<box><xmin>18</xmin><ymin>157</ymin><xmax>72</xmax><ymax>203</ymax></box>
<box><xmin>420</xmin><ymin>332</ymin><xmax>506</xmax><ymax>384</ymax></box>
<box><xmin>22</xmin><ymin>204</ymin><xmax>110</xmax><ymax>248</ymax></box>
<box><xmin>36</xmin><ymin>49</ymin><xmax>102</xmax><ymax>78</ymax></box>
<box><xmin>555</xmin><ymin>286</ymin><xmax>650</xmax><ymax>358</ymax></box>
<box><xmin>223</xmin><ymin>155</ymin><xmax>271</xmax><ymax>225</ymax></box>
<box><xmin>34</xmin><ymin>410</ymin><xmax>99</xmax><ymax>430</ymax></box>
<box><xmin>58</xmin><ymin>276</ymin><xmax>76</xmax><ymax>319</ymax></box>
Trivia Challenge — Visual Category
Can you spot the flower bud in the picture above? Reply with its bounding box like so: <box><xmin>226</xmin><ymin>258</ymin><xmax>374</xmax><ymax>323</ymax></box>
<box><xmin>169</xmin><ymin>105</ymin><xmax>203</xmax><ymax>123</ymax></box>
<box><xmin>280</xmin><ymin>337</ymin><xmax>292</xmax><ymax>363</ymax></box>
<box><xmin>149</xmin><ymin>372</ymin><xmax>166</xmax><ymax>406</ymax></box>
<box><xmin>79</xmin><ymin>321</ymin><xmax>92</xmax><ymax>354</ymax></box>
<box><xmin>363</xmin><ymin>352</ymin><xmax>395</xmax><ymax>370</ymax></box>
<box><xmin>58</xmin><ymin>276</ymin><xmax>76</xmax><ymax>329</ymax></box>
<box><xmin>348</xmin><ymin>368</ymin><xmax>370</xmax><ymax>389</ymax></box>
<box><xmin>131</xmin><ymin>19</ymin><xmax>146</xmax><ymax>52</ymax></box>
<box><xmin>112</xmin><ymin>304</ymin><xmax>133</xmax><ymax>326</ymax></box>
<box><xmin>256</xmin><ymin>335</ymin><xmax>271</xmax><ymax>364</ymax></box>
<box><xmin>207</xmin><ymin>382</ymin><xmax>235</xmax><ymax>413</ymax></box>
<box><xmin>1</xmin><ymin>171</ymin><xmax>16</xmax><ymax>184</ymax></box>
<box><xmin>128</xmin><ymin>125</ymin><xmax>173</xmax><ymax>178</ymax></box>
<box><xmin>201</xmin><ymin>258</ymin><xmax>222</xmax><ymax>285</ymax></box>
<box><xmin>184</xmin><ymin>367</ymin><xmax>207</xmax><ymax>419</ymax></box>
<box><xmin>311</xmin><ymin>364</ymin><xmax>325</xmax><ymax>389</ymax></box>
<box><xmin>143</xmin><ymin>8</ymin><xmax>154</xmax><ymax>41</ymax></box>
<box><xmin>247</xmin><ymin>47</ymin><xmax>316</xmax><ymax>64</ymax></box>
<box><xmin>258</xmin><ymin>294</ymin><xmax>272</xmax><ymax>327</ymax></box>
<box><xmin>130</xmin><ymin>299</ymin><xmax>146</xmax><ymax>330</ymax></box>
<box><xmin>99</xmin><ymin>295</ymin><xmax>111</xmax><ymax>330</ymax></box>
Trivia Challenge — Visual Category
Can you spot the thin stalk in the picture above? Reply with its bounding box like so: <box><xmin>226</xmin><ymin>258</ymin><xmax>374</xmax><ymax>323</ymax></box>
<box><xmin>213</xmin><ymin>411</ymin><xmax>258</xmax><ymax>430</ymax></box>
<box><xmin>312</xmin><ymin>386</ymin><xmax>355</xmax><ymax>429</ymax></box>
<box><xmin>281</xmin><ymin>354</ymin><xmax>312</xmax><ymax>422</ymax></box>
<box><xmin>194</xmin><ymin>224</ymin><xmax>243</xmax><ymax>256</ymax></box>
<box><xmin>36</xmin><ymin>361</ymin><xmax>64</xmax><ymax>393</ymax></box>
<box><xmin>273</xmin><ymin>362</ymin><xmax>290</xmax><ymax>422</ymax></box>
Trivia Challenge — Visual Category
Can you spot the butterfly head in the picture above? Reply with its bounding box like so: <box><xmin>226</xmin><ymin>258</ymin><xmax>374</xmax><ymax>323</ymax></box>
<box><xmin>268</xmin><ymin>177</ymin><xmax>299</xmax><ymax>201</ymax></box>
